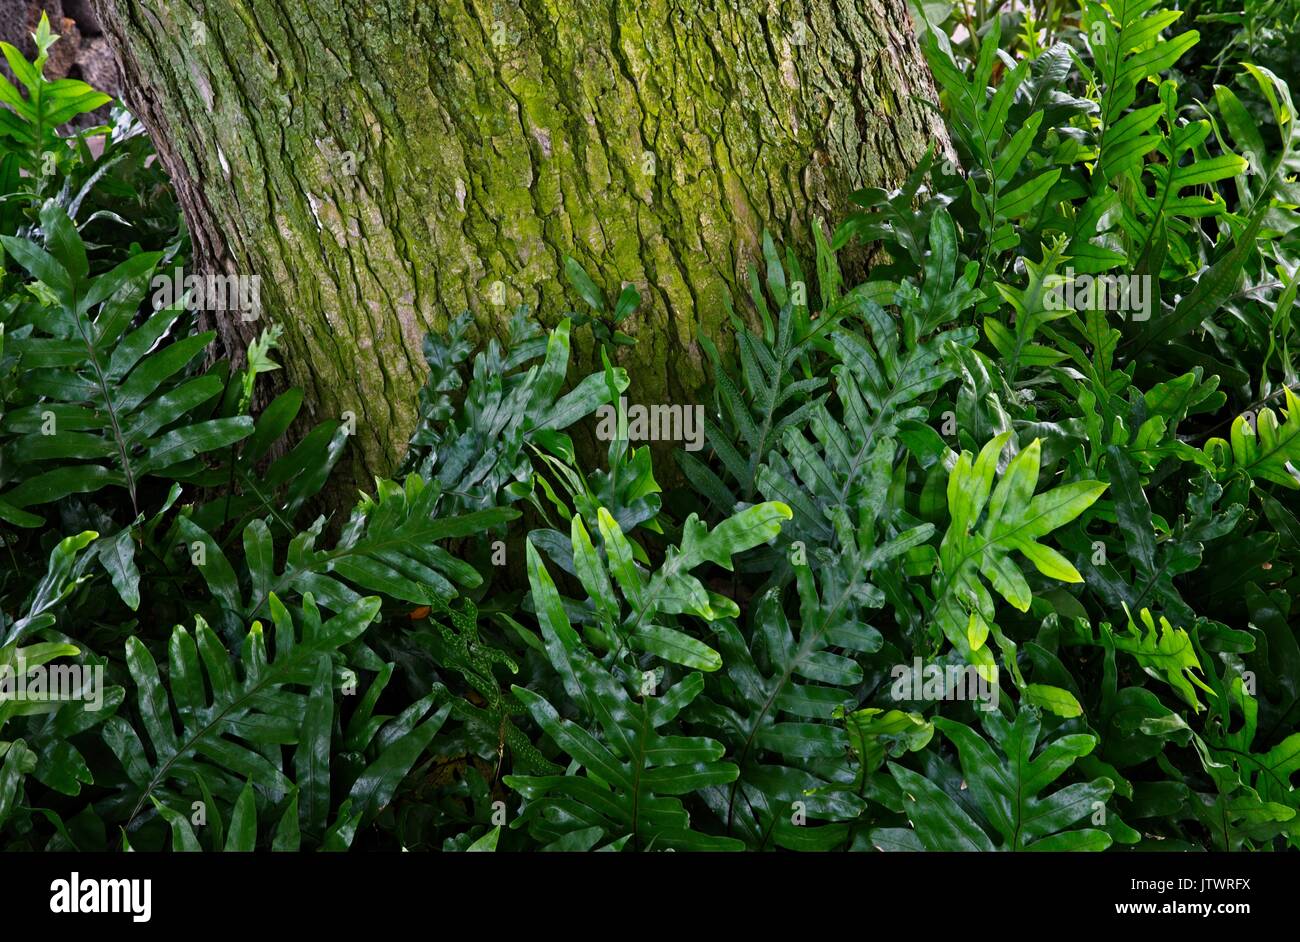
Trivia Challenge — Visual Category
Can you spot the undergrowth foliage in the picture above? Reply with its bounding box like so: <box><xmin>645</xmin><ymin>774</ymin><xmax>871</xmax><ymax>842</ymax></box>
<box><xmin>2</xmin><ymin>4</ymin><xmax>1300</xmax><ymax>851</ymax></box>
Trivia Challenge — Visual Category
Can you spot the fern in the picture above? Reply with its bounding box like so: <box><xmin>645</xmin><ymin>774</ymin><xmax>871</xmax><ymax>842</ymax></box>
<box><xmin>185</xmin><ymin>385</ymin><xmax>350</xmax><ymax>540</ymax></box>
<box><xmin>527</xmin><ymin>502</ymin><xmax>791</xmax><ymax>672</ymax></box>
<box><xmin>1107</xmin><ymin>604</ymin><xmax>1216</xmax><ymax>712</ymax></box>
<box><xmin>933</xmin><ymin>433</ymin><xmax>1106</xmax><ymax>711</ymax></box>
<box><xmin>1082</xmin><ymin>0</ymin><xmax>1200</xmax><ymax>182</ymax></box>
<box><xmin>839</xmin><ymin>707</ymin><xmax>934</xmax><ymax>784</ymax></box>
<box><xmin>698</xmin><ymin>566</ymin><xmax>890</xmax><ymax>850</ymax></box>
<box><xmin>1077</xmin><ymin>448</ymin><xmax>1242</xmax><ymax>628</ymax></box>
<box><xmin>686</xmin><ymin>235</ymin><xmax>830</xmax><ymax>507</ymax></box>
<box><xmin>1204</xmin><ymin>386</ymin><xmax>1300</xmax><ymax>487</ymax></box>
<box><xmin>1214</xmin><ymin>64</ymin><xmax>1300</xmax><ymax>230</ymax></box>
<box><xmin>1141</xmin><ymin>676</ymin><xmax>1299</xmax><ymax>848</ymax></box>
<box><xmin>150</xmin><ymin>777</ymin><xmax>297</xmax><ymax>851</ymax></box>
<box><xmin>104</xmin><ymin>593</ymin><xmax>450</xmax><ymax>848</ymax></box>
<box><xmin>1116</xmin><ymin>83</ymin><xmax>1247</xmax><ymax>273</ymax></box>
<box><xmin>562</xmin><ymin>255</ymin><xmax>640</xmax><ymax>348</ymax></box>
<box><xmin>410</xmin><ymin>597</ymin><xmax>558</xmax><ymax>777</ymax></box>
<box><xmin>0</xmin><ymin>532</ymin><xmax>120</xmax><ymax>833</ymax></box>
<box><xmin>179</xmin><ymin>474</ymin><xmax>517</xmax><ymax>621</ymax></box>
<box><xmin>873</xmin><ymin>708</ymin><xmax>1117</xmax><ymax>851</ymax></box>
<box><xmin>527</xmin><ymin>353</ymin><xmax>663</xmax><ymax>537</ymax></box>
<box><xmin>757</xmin><ymin>310</ymin><xmax>958</xmax><ymax>556</ymax></box>
<box><xmin>0</xmin><ymin>203</ymin><xmax>249</xmax><ymax>523</ymax></box>
<box><xmin>833</xmin><ymin>144</ymin><xmax>945</xmax><ymax>274</ymax></box>
<box><xmin>1211</xmin><ymin>679</ymin><xmax>1300</xmax><ymax>822</ymax></box>
<box><xmin>922</xmin><ymin>18</ymin><xmax>1063</xmax><ymax>259</ymax></box>
<box><xmin>400</xmin><ymin>310</ymin><xmax>626</xmax><ymax>515</ymax></box>
<box><xmin>935</xmin><ymin>435</ymin><xmax>1106</xmax><ymax>645</ymax></box>
<box><xmin>505</xmin><ymin>669</ymin><xmax>741</xmax><ymax>850</ymax></box>
<box><xmin>985</xmin><ymin>238</ymin><xmax>1073</xmax><ymax>383</ymax></box>
<box><xmin>500</xmin><ymin>502</ymin><xmax>791</xmax><ymax>849</ymax></box>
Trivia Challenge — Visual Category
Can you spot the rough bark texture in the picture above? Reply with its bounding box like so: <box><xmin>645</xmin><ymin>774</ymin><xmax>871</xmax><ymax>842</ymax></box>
<box><xmin>89</xmin><ymin>0</ymin><xmax>949</xmax><ymax>478</ymax></box>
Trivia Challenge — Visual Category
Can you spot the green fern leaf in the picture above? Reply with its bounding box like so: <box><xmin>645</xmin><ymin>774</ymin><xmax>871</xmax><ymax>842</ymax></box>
<box><xmin>875</xmin><ymin>708</ymin><xmax>1115</xmax><ymax>851</ymax></box>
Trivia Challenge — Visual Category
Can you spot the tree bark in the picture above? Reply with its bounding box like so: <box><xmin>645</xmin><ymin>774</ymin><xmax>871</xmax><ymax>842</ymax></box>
<box><xmin>90</xmin><ymin>0</ymin><xmax>949</xmax><ymax>478</ymax></box>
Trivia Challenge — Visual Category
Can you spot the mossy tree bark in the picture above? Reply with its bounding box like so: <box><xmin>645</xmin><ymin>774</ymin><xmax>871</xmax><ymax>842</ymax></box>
<box><xmin>91</xmin><ymin>0</ymin><xmax>949</xmax><ymax>477</ymax></box>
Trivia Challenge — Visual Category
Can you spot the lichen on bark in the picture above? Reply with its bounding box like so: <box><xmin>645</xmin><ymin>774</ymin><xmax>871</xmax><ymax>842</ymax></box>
<box><xmin>91</xmin><ymin>0</ymin><xmax>950</xmax><ymax>479</ymax></box>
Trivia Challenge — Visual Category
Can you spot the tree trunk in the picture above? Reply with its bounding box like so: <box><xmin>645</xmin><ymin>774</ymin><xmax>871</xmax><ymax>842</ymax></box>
<box><xmin>90</xmin><ymin>0</ymin><xmax>949</xmax><ymax>478</ymax></box>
